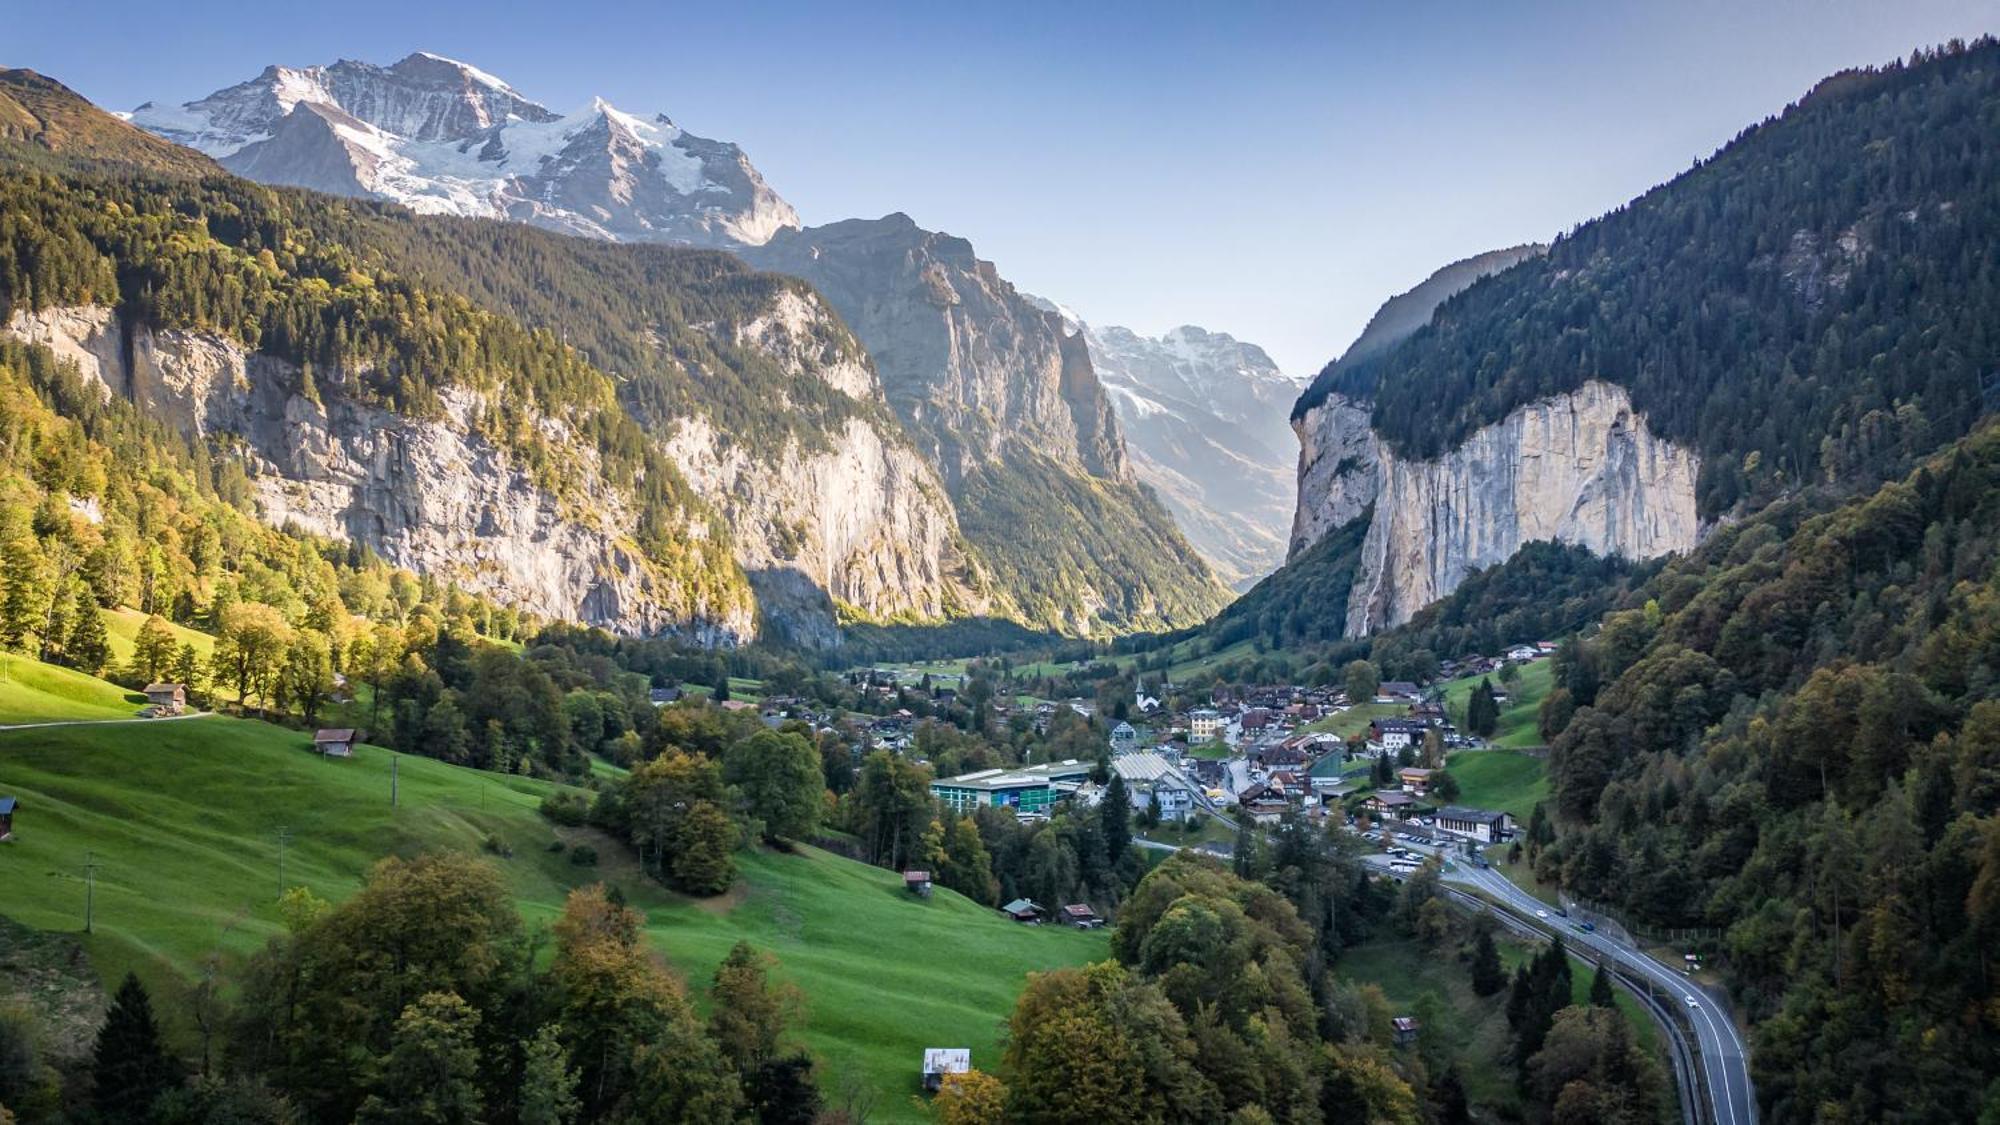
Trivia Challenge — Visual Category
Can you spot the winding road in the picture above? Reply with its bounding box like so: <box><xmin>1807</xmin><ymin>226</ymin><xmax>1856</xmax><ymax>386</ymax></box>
<box><xmin>1448</xmin><ymin>861</ymin><xmax>1756</xmax><ymax>1125</ymax></box>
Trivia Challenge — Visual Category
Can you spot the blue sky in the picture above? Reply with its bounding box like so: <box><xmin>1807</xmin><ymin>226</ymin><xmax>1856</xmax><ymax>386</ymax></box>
<box><xmin>9</xmin><ymin>0</ymin><xmax>1996</xmax><ymax>375</ymax></box>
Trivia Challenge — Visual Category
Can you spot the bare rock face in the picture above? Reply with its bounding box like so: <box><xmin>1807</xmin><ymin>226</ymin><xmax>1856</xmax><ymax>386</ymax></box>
<box><xmin>742</xmin><ymin>213</ymin><xmax>1128</xmax><ymax>484</ymax></box>
<box><xmin>1288</xmin><ymin>392</ymin><xmax>1379</xmax><ymax>559</ymax></box>
<box><xmin>1338</xmin><ymin>381</ymin><xmax>1701</xmax><ymax>635</ymax></box>
<box><xmin>7</xmin><ymin>305</ymin><xmax>750</xmax><ymax>639</ymax></box>
<box><xmin>7</xmin><ymin>293</ymin><xmax>984</xmax><ymax>647</ymax></box>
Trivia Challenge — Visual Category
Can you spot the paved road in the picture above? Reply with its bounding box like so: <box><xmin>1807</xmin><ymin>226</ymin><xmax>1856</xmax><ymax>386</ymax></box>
<box><xmin>1448</xmin><ymin>862</ymin><xmax>1756</xmax><ymax>1125</ymax></box>
<box><xmin>0</xmin><ymin>711</ymin><xmax>214</xmax><ymax>733</ymax></box>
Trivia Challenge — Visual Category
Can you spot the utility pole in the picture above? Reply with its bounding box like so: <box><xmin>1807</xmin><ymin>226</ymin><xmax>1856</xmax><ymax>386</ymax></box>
<box><xmin>82</xmin><ymin>850</ymin><xmax>100</xmax><ymax>933</ymax></box>
<box><xmin>275</xmin><ymin>825</ymin><xmax>292</xmax><ymax>900</ymax></box>
<box><xmin>391</xmin><ymin>754</ymin><xmax>399</xmax><ymax>808</ymax></box>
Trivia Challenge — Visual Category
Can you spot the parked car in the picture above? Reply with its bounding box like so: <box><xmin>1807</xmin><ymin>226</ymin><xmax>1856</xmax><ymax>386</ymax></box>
<box><xmin>1535</xmin><ymin>909</ymin><xmax>1550</xmax><ymax>920</ymax></box>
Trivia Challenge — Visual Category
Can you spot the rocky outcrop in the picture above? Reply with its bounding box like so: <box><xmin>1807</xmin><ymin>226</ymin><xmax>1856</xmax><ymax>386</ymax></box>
<box><xmin>1288</xmin><ymin>391</ymin><xmax>1379</xmax><ymax>558</ymax></box>
<box><xmin>1328</xmin><ymin>381</ymin><xmax>1700</xmax><ymax>635</ymax></box>
<box><xmin>7</xmin><ymin>304</ymin><xmax>748</xmax><ymax>638</ymax></box>
<box><xmin>743</xmin><ymin>214</ymin><xmax>1128</xmax><ymax>483</ymax></box>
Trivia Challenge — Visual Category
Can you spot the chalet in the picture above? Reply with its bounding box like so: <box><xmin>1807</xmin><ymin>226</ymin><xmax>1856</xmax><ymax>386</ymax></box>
<box><xmin>1507</xmin><ymin>645</ymin><xmax>1539</xmax><ymax>663</ymax></box>
<box><xmin>1000</xmin><ymin>898</ymin><xmax>1043</xmax><ymax>923</ymax></box>
<box><xmin>142</xmin><ymin>683</ymin><xmax>186</xmax><ymax>715</ymax></box>
<box><xmin>1363</xmin><ymin>791</ymin><xmax>1418</xmax><ymax>820</ymax></box>
<box><xmin>1237</xmin><ymin>782</ymin><xmax>1292</xmax><ymax>824</ymax></box>
<box><xmin>0</xmin><ymin>796</ymin><xmax>15</xmax><ymax>841</ymax></box>
<box><xmin>313</xmin><ymin>729</ymin><xmax>357</xmax><ymax>758</ymax></box>
<box><xmin>903</xmin><ymin>870</ymin><xmax>933</xmax><ymax>897</ymax></box>
<box><xmin>1109</xmin><ymin>721</ymin><xmax>1139</xmax><ymax>753</ymax></box>
<box><xmin>1253</xmin><ymin>743</ymin><xmax>1308</xmax><ymax>770</ymax></box>
<box><xmin>1399</xmin><ymin>767</ymin><xmax>1436</xmax><ymax>795</ymax></box>
<box><xmin>922</xmin><ymin>1047</ymin><xmax>971</xmax><ymax>1092</ymax></box>
<box><xmin>647</xmin><ymin>686</ymin><xmax>683</xmax><ymax>706</ymax></box>
<box><xmin>1376</xmin><ymin>681</ymin><xmax>1423</xmax><ymax>703</ymax></box>
<box><xmin>718</xmin><ymin>699</ymin><xmax>757</xmax><ymax>712</ymax></box>
<box><xmin>1371</xmin><ymin>718</ymin><xmax>1428</xmax><ymax>751</ymax></box>
<box><xmin>1392</xmin><ymin>1016</ymin><xmax>1420</xmax><ymax>1046</ymax></box>
<box><xmin>1435</xmin><ymin>806</ymin><xmax>1514</xmax><ymax>843</ymax></box>
<box><xmin>1409</xmin><ymin>700</ymin><xmax>1449</xmax><ymax>724</ymax></box>
<box><xmin>1240</xmin><ymin>707</ymin><xmax>1273</xmax><ymax>733</ymax></box>
<box><xmin>1061</xmin><ymin>903</ymin><xmax>1103</xmax><ymax>929</ymax></box>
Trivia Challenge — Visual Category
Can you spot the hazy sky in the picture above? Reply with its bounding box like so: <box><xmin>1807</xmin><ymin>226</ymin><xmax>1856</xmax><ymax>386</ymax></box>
<box><xmin>9</xmin><ymin>0</ymin><xmax>1995</xmax><ymax>375</ymax></box>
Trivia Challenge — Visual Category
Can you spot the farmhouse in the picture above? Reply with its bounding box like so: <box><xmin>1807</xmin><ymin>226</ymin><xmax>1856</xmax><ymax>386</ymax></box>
<box><xmin>1000</xmin><ymin>898</ymin><xmax>1042</xmax><ymax>923</ymax></box>
<box><xmin>142</xmin><ymin>683</ymin><xmax>186</xmax><ymax>715</ymax></box>
<box><xmin>1435</xmin><ymin>806</ymin><xmax>1514</xmax><ymax>843</ymax></box>
<box><xmin>1398</xmin><ymin>767</ymin><xmax>1436</xmax><ymax>795</ymax></box>
<box><xmin>1061</xmin><ymin>903</ymin><xmax>1103</xmax><ymax>928</ymax></box>
<box><xmin>1393</xmin><ymin>1016</ymin><xmax>1420</xmax><ymax>1046</ymax></box>
<box><xmin>922</xmin><ymin>1048</ymin><xmax>971</xmax><ymax>1092</ymax></box>
<box><xmin>903</xmin><ymin>870</ymin><xmax>932</xmax><ymax>897</ymax></box>
<box><xmin>313</xmin><ymin>729</ymin><xmax>357</xmax><ymax>757</ymax></box>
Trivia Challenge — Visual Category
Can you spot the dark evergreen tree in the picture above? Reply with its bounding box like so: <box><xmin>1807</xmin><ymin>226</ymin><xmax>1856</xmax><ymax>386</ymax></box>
<box><xmin>1100</xmin><ymin>772</ymin><xmax>1132</xmax><ymax>859</ymax></box>
<box><xmin>92</xmin><ymin>973</ymin><xmax>179</xmax><ymax>1124</ymax></box>
<box><xmin>1469</xmin><ymin>926</ymin><xmax>1506</xmax><ymax>997</ymax></box>
<box><xmin>1589</xmin><ymin>959</ymin><xmax>1617</xmax><ymax>1009</ymax></box>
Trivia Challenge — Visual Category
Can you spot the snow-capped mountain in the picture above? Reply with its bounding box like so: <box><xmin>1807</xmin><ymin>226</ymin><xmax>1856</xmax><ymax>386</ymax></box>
<box><xmin>1029</xmin><ymin>298</ymin><xmax>1301</xmax><ymax>588</ymax></box>
<box><xmin>130</xmin><ymin>52</ymin><xmax>797</xmax><ymax>247</ymax></box>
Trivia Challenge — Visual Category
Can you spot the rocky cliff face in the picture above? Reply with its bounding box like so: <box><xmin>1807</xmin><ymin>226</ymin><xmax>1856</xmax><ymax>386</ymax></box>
<box><xmin>1320</xmin><ymin>381</ymin><xmax>1700</xmax><ymax>634</ymax></box>
<box><xmin>8</xmin><ymin>298</ymin><xmax>976</xmax><ymax>644</ymax></box>
<box><xmin>7</xmin><ymin>304</ymin><xmax>740</xmax><ymax>637</ymax></box>
<box><xmin>740</xmin><ymin>215</ymin><xmax>1226</xmax><ymax>633</ymax></box>
<box><xmin>743</xmin><ymin>213</ymin><xmax>1127</xmax><ymax>483</ymax></box>
<box><xmin>1288</xmin><ymin>391</ymin><xmax>1380</xmax><ymax>559</ymax></box>
<box><xmin>131</xmin><ymin>53</ymin><xmax>797</xmax><ymax>248</ymax></box>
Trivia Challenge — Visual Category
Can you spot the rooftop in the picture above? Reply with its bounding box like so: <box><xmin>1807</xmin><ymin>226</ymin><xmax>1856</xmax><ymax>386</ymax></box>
<box><xmin>934</xmin><ymin>760</ymin><xmax>1093</xmax><ymax>790</ymax></box>
<box><xmin>1436</xmin><ymin>805</ymin><xmax>1508</xmax><ymax>824</ymax></box>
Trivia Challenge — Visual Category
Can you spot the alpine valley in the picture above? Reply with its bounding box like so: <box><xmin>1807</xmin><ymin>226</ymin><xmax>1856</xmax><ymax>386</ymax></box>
<box><xmin>1</xmin><ymin>53</ymin><xmax>1234</xmax><ymax>645</ymax></box>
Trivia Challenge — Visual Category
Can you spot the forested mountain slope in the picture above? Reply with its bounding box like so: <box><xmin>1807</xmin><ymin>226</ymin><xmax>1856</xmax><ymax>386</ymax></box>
<box><xmin>1536</xmin><ymin>422</ymin><xmax>2000</xmax><ymax>1123</ymax></box>
<box><xmin>0</xmin><ymin>72</ymin><xmax>994</xmax><ymax>643</ymax></box>
<box><xmin>1270</xmin><ymin>38</ymin><xmax>2000</xmax><ymax>640</ymax></box>
<box><xmin>1303</xmin><ymin>38</ymin><xmax>2000</xmax><ymax>517</ymax></box>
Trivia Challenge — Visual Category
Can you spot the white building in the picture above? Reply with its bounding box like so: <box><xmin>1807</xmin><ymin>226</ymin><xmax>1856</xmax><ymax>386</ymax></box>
<box><xmin>1188</xmin><ymin>709</ymin><xmax>1225</xmax><ymax>744</ymax></box>
<box><xmin>1113</xmin><ymin>752</ymin><xmax>1198</xmax><ymax>821</ymax></box>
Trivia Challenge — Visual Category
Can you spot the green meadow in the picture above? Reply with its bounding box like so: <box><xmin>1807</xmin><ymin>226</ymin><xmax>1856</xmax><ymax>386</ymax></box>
<box><xmin>0</xmin><ymin>695</ymin><xmax>1103</xmax><ymax>1119</ymax></box>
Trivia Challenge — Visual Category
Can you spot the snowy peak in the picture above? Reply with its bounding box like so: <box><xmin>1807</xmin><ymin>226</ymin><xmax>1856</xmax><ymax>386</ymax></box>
<box><xmin>131</xmin><ymin>53</ymin><xmax>796</xmax><ymax>248</ymax></box>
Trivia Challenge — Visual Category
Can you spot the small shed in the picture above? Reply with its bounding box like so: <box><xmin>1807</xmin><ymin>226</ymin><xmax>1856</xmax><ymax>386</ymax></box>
<box><xmin>921</xmin><ymin>1047</ymin><xmax>970</xmax><ymax>1092</ymax></box>
<box><xmin>903</xmin><ymin>870</ymin><xmax>933</xmax><ymax>898</ymax></box>
<box><xmin>142</xmin><ymin>683</ymin><xmax>186</xmax><ymax>715</ymax></box>
<box><xmin>0</xmin><ymin>796</ymin><xmax>16</xmax><ymax>841</ymax></box>
<box><xmin>1392</xmin><ymin>1016</ymin><xmax>1420</xmax><ymax>1046</ymax></box>
<box><xmin>1000</xmin><ymin>898</ymin><xmax>1042</xmax><ymax>924</ymax></box>
<box><xmin>313</xmin><ymin>729</ymin><xmax>357</xmax><ymax>758</ymax></box>
<box><xmin>1060</xmin><ymin>903</ymin><xmax>1102</xmax><ymax>929</ymax></box>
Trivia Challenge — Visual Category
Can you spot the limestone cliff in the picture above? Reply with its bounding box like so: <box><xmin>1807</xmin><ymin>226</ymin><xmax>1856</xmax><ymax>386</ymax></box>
<box><xmin>8</xmin><ymin>299</ymin><xmax>978</xmax><ymax>644</ymax></box>
<box><xmin>1312</xmin><ymin>381</ymin><xmax>1700</xmax><ymax>635</ymax></box>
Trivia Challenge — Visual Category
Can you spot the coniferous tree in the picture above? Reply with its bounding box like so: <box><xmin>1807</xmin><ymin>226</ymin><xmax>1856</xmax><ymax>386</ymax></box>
<box><xmin>1467</xmin><ymin>678</ymin><xmax>1500</xmax><ymax>738</ymax></box>
<box><xmin>64</xmin><ymin>585</ymin><xmax>109</xmax><ymax>674</ymax></box>
<box><xmin>518</xmin><ymin>1024</ymin><xmax>580</xmax><ymax>1125</ymax></box>
<box><xmin>1589</xmin><ymin>959</ymin><xmax>1617</xmax><ymax>1008</ymax></box>
<box><xmin>1469</xmin><ymin>926</ymin><xmax>1506</xmax><ymax>997</ymax></box>
<box><xmin>1100</xmin><ymin>773</ymin><xmax>1132</xmax><ymax>859</ymax></box>
<box><xmin>92</xmin><ymin>972</ymin><xmax>179</xmax><ymax>1125</ymax></box>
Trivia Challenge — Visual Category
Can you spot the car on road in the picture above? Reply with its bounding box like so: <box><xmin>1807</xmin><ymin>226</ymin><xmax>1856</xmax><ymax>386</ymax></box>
<box><xmin>1535</xmin><ymin>909</ymin><xmax>1549</xmax><ymax>919</ymax></box>
<box><xmin>1685</xmin><ymin>996</ymin><xmax>1700</xmax><ymax>1008</ymax></box>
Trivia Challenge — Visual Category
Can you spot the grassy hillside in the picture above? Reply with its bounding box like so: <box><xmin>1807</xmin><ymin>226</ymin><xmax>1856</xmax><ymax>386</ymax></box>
<box><xmin>99</xmin><ymin>607</ymin><xmax>215</xmax><ymax>668</ymax></box>
<box><xmin>0</xmin><ymin>709</ymin><xmax>1103</xmax><ymax>1118</ymax></box>
<box><xmin>0</xmin><ymin>651</ymin><xmax>147</xmax><ymax>723</ymax></box>
<box><xmin>1442</xmin><ymin>659</ymin><xmax>1552</xmax><ymax>748</ymax></box>
<box><xmin>1444</xmin><ymin>750</ymin><xmax>1550</xmax><ymax>822</ymax></box>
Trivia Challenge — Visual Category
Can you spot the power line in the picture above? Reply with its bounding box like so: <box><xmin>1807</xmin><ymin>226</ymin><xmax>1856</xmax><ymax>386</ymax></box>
<box><xmin>275</xmin><ymin>825</ymin><xmax>292</xmax><ymax>900</ymax></box>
